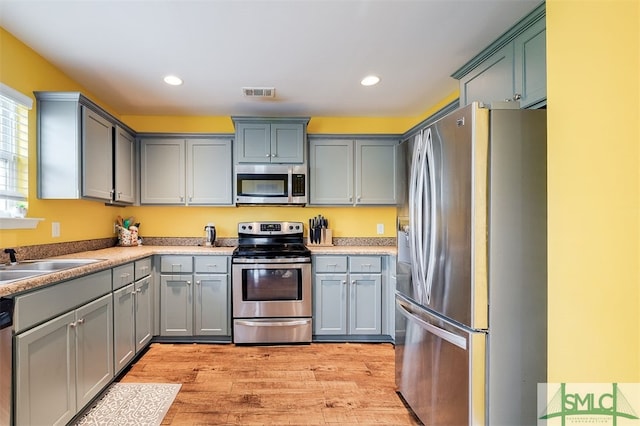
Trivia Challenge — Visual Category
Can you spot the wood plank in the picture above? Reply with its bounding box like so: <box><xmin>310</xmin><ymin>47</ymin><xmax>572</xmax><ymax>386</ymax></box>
<box><xmin>118</xmin><ymin>342</ymin><xmax>422</xmax><ymax>425</ymax></box>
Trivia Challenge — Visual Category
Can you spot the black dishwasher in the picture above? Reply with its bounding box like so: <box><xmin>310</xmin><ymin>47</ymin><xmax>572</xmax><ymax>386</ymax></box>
<box><xmin>0</xmin><ymin>297</ymin><xmax>14</xmax><ymax>425</ymax></box>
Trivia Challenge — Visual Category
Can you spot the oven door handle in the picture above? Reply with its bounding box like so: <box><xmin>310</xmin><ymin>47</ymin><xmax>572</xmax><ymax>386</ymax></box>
<box><xmin>235</xmin><ymin>319</ymin><xmax>310</xmax><ymax>327</ymax></box>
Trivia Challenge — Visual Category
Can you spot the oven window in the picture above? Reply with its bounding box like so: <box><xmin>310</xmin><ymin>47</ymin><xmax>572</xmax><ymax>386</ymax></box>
<box><xmin>237</xmin><ymin>174</ymin><xmax>287</xmax><ymax>197</ymax></box>
<box><xmin>242</xmin><ymin>268</ymin><xmax>302</xmax><ymax>301</ymax></box>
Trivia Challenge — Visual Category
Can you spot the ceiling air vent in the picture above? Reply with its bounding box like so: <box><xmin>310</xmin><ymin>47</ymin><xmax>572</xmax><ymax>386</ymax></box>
<box><xmin>242</xmin><ymin>87</ymin><xmax>276</xmax><ymax>98</ymax></box>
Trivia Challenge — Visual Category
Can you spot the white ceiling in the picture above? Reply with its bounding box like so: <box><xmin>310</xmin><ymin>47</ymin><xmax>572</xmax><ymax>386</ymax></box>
<box><xmin>0</xmin><ymin>0</ymin><xmax>542</xmax><ymax>117</ymax></box>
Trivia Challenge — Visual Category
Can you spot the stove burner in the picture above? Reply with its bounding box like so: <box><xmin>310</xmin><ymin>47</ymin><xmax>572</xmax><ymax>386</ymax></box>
<box><xmin>232</xmin><ymin>221</ymin><xmax>310</xmax><ymax>260</ymax></box>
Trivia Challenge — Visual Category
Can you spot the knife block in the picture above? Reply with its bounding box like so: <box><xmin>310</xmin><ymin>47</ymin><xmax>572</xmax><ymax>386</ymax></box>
<box><xmin>308</xmin><ymin>228</ymin><xmax>333</xmax><ymax>246</ymax></box>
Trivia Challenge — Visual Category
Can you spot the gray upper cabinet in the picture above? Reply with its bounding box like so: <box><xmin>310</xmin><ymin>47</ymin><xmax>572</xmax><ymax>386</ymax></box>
<box><xmin>309</xmin><ymin>137</ymin><xmax>399</xmax><ymax>205</ymax></box>
<box><xmin>140</xmin><ymin>137</ymin><xmax>232</xmax><ymax>205</ymax></box>
<box><xmin>35</xmin><ymin>92</ymin><xmax>136</xmax><ymax>204</ymax></box>
<box><xmin>233</xmin><ymin>117</ymin><xmax>309</xmax><ymax>164</ymax></box>
<box><xmin>114</xmin><ymin>126</ymin><xmax>136</xmax><ymax>204</ymax></box>
<box><xmin>453</xmin><ymin>3</ymin><xmax>546</xmax><ymax>108</ymax></box>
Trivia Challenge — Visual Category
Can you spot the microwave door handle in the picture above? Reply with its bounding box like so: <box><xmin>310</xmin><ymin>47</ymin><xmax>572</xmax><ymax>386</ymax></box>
<box><xmin>288</xmin><ymin>167</ymin><xmax>293</xmax><ymax>203</ymax></box>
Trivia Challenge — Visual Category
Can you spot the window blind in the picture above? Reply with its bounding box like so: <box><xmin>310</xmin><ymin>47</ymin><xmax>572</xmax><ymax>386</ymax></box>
<box><xmin>0</xmin><ymin>83</ymin><xmax>32</xmax><ymax>209</ymax></box>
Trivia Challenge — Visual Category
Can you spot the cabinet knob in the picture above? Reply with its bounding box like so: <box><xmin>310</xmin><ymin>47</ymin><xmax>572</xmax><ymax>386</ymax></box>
<box><xmin>351</xmin><ymin>280</ymin><xmax>356</xmax><ymax>285</ymax></box>
<box><xmin>196</xmin><ymin>280</ymin><xmax>201</xmax><ymax>285</ymax></box>
<box><xmin>513</xmin><ymin>93</ymin><xmax>522</xmax><ymax>101</ymax></box>
<box><xmin>265</xmin><ymin>154</ymin><xmax>271</xmax><ymax>158</ymax></box>
<box><xmin>77</xmin><ymin>318</ymin><xmax>84</xmax><ymax>325</ymax></box>
<box><xmin>186</xmin><ymin>280</ymin><xmax>192</xmax><ymax>285</ymax></box>
<box><xmin>271</xmin><ymin>153</ymin><xmax>276</xmax><ymax>157</ymax></box>
<box><xmin>342</xmin><ymin>281</ymin><xmax>347</xmax><ymax>285</ymax></box>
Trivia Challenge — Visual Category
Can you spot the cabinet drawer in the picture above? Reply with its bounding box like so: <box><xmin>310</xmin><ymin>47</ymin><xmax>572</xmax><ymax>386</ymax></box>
<box><xmin>135</xmin><ymin>257</ymin><xmax>152</xmax><ymax>280</ymax></box>
<box><xmin>112</xmin><ymin>263</ymin><xmax>135</xmax><ymax>290</ymax></box>
<box><xmin>194</xmin><ymin>256</ymin><xmax>228</xmax><ymax>273</ymax></box>
<box><xmin>160</xmin><ymin>256</ymin><xmax>193</xmax><ymax>273</ymax></box>
<box><xmin>14</xmin><ymin>269</ymin><xmax>112</xmax><ymax>333</ymax></box>
<box><xmin>314</xmin><ymin>256</ymin><xmax>348</xmax><ymax>273</ymax></box>
<box><xmin>349</xmin><ymin>256</ymin><xmax>382</xmax><ymax>273</ymax></box>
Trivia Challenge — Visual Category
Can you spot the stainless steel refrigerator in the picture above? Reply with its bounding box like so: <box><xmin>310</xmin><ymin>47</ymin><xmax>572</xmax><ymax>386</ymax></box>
<box><xmin>395</xmin><ymin>102</ymin><xmax>547</xmax><ymax>425</ymax></box>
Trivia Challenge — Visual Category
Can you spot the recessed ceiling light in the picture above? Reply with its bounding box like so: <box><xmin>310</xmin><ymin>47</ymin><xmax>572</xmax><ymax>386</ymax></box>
<box><xmin>163</xmin><ymin>75</ymin><xmax>183</xmax><ymax>86</ymax></box>
<box><xmin>361</xmin><ymin>75</ymin><xmax>380</xmax><ymax>86</ymax></box>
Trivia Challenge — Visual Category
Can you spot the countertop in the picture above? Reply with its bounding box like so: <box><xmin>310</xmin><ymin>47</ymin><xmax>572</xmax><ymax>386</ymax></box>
<box><xmin>0</xmin><ymin>245</ymin><xmax>396</xmax><ymax>297</ymax></box>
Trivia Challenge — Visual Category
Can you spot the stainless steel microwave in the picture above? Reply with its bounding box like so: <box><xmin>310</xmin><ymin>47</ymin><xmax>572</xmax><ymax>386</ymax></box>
<box><xmin>235</xmin><ymin>164</ymin><xmax>307</xmax><ymax>205</ymax></box>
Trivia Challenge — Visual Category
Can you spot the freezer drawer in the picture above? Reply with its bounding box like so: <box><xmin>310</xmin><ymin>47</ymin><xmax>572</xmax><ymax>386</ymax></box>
<box><xmin>395</xmin><ymin>294</ymin><xmax>486</xmax><ymax>426</ymax></box>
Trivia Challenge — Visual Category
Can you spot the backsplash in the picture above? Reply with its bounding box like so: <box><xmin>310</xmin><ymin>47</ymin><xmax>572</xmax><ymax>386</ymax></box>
<box><xmin>2</xmin><ymin>236</ymin><xmax>396</xmax><ymax>263</ymax></box>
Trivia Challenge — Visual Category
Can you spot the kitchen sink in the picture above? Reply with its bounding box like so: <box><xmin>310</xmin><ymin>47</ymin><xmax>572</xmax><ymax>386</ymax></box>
<box><xmin>5</xmin><ymin>259</ymin><xmax>100</xmax><ymax>271</ymax></box>
<box><xmin>0</xmin><ymin>258</ymin><xmax>101</xmax><ymax>285</ymax></box>
<box><xmin>0</xmin><ymin>270</ymin><xmax>48</xmax><ymax>283</ymax></box>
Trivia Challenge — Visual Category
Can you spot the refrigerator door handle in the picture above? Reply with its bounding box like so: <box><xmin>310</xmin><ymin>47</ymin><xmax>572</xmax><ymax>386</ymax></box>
<box><xmin>424</xmin><ymin>128</ymin><xmax>437</xmax><ymax>304</ymax></box>
<box><xmin>409</xmin><ymin>131</ymin><xmax>426</xmax><ymax>303</ymax></box>
<box><xmin>396</xmin><ymin>297</ymin><xmax>467</xmax><ymax>350</ymax></box>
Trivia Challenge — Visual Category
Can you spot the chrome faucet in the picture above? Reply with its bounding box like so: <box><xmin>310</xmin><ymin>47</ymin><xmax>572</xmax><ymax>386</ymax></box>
<box><xmin>3</xmin><ymin>249</ymin><xmax>17</xmax><ymax>265</ymax></box>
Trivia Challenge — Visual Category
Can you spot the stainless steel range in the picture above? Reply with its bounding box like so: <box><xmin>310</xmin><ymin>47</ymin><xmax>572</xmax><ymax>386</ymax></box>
<box><xmin>232</xmin><ymin>221</ymin><xmax>312</xmax><ymax>344</ymax></box>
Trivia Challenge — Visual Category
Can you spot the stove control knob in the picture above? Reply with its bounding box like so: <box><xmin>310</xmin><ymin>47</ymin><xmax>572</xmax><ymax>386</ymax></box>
<box><xmin>241</xmin><ymin>225</ymin><xmax>246</xmax><ymax>230</ymax></box>
<box><xmin>247</xmin><ymin>225</ymin><xmax>253</xmax><ymax>230</ymax></box>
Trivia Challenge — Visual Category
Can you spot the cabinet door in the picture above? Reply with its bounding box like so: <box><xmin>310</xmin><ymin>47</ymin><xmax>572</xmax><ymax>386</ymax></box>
<box><xmin>514</xmin><ymin>17</ymin><xmax>547</xmax><ymax>107</ymax></box>
<box><xmin>114</xmin><ymin>126</ymin><xmax>136</xmax><ymax>204</ymax></box>
<box><xmin>113</xmin><ymin>284</ymin><xmax>136</xmax><ymax>373</ymax></box>
<box><xmin>187</xmin><ymin>138</ymin><xmax>233</xmax><ymax>204</ymax></box>
<box><xmin>271</xmin><ymin>122</ymin><xmax>304</xmax><ymax>163</ymax></box>
<box><xmin>160</xmin><ymin>274</ymin><xmax>193</xmax><ymax>336</ymax></box>
<box><xmin>135</xmin><ymin>276</ymin><xmax>153</xmax><ymax>351</ymax></box>
<box><xmin>309</xmin><ymin>139</ymin><xmax>353</xmax><ymax>205</ymax></box>
<box><xmin>459</xmin><ymin>43</ymin><xmax>515</xmax><ymax>106</ymax></box>
<box><xmin>82</xmin><ymin>107</ymin><xmax>113</xmax><ymax>200</ymax></box>
<box><xmin>15</xmin><ymin>311</ymin><xmax>77</xmax><ymax>426</ymax></box>
<box><xmin>355</xmin><ymin>140</ymin><xmax>398</xmax><ymax>205</ymax></box>
<box><xmin>140</xmin><ymin>138</ymin><xmax>185</xmax><ymax>204</ymax></box>
<box><xmin>75</xmin><ymin>294</ymin><xmax>113</xmax><ymax>409</ymax></box>
<box><xmin>236</xmin><ymin>122</ymin><xmax>271</xmax><ymax>163</ymax></box>
<box><xmin>349</xmin><ymin>274</ymin><xmax>382</xmax><ymax>334</ymax></box>
<box><xmin>194</xmin><ymin>274</ymin><xmax>229</xmax><ymax>336</ymax></box>
<box><xmin>313</xmin><ymin>273</ymin><xmax>348</xmax><ymax>335</ymax></box>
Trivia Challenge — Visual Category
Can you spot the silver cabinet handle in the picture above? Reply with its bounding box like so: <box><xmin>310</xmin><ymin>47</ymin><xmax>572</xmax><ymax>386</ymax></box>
<box><xmin>77</xmin><ymin>318</ymin><xmax>84</xmax><ymax>325</ymax></box>
<box><xmin>342</xmin><ymin>280</ymin><xmax>347</xmax><ymax>285</ymax></box>
<box><xmin>186</xmin><ymin>280</ymin><xmax>191</xmax><ymax>285</ymax></box>
<box><xmin>196</xmin><ymin>280</ymin><xmax>201</xmax><ymax>285</ymax></box>
<box><xmin>265</xmin><ymin>154</ymin><xmax>271</xmax><ymax>158</ymax></box>
<box><xmin>351</xmin><ymin>280</ymin><xmax>356</xmax><ymax>285</ymax></box>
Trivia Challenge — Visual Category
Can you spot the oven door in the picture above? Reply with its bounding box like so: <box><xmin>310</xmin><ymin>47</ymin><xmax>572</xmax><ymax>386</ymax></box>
<box><xmin>232</xmin><ymin>261</ymin><xmax>312</xmax><ymax>318</ymax></box>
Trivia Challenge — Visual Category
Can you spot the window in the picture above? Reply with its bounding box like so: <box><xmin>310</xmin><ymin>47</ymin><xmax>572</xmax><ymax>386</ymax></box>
<box><xmin>0</xmin><ymin>83</ymin><xmax>32</xmax><ymax>218</ymax></box>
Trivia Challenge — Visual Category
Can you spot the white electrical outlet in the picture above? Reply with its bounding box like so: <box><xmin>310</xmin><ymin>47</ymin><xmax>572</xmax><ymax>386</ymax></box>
<box><xmin>52</xmin><ymin>222</ymin><xmax>60</xmax><ymax>237</ymax></box>
<box><xmin>377</xmin><ymin>224</ymin><xmax>384</xmax><ymax>235</ymax></box>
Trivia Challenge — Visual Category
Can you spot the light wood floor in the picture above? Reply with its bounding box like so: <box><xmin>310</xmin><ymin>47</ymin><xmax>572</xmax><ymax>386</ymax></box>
<box><xmin>119</xmin><ymin>342</ymin><xmax>422</xmax><ymax>425</ymax></box>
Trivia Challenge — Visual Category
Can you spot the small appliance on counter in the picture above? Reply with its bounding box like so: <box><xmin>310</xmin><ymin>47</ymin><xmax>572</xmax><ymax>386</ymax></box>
<box><xmin>204</xmin><ymin>223</ymin><xmax>216</xmax><ymax>246</ymax></box>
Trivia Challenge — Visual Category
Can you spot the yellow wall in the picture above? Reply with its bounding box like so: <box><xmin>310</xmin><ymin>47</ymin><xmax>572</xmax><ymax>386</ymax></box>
<box><xmin>0</xmin><ymin>28</ymin><xmax>127</xmax><ymax>247</ymax></box>
<box><xmin>547</xmin><ymin>0</ymin><xmax>639</xmax><ymax>381</ymax></box>
<box><xmin>0</xmin><ymin>26</ymin><xmax>447</xmax><ymax>247</ymax></box>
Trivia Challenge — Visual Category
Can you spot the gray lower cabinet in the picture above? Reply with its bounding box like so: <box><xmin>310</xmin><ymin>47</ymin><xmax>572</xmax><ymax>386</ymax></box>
<box><xmin>15</xmin><ymin>293</ymin><xmax>113</xmax><ymax>425</ymax></box>
<box><xmin>113</xmin><ymin>258</ymin><xmax>153</xmax><ymax>373</ymax></box>
<box><xmin>159</xmin><ymin>255</ymin><xmax>230</xmax><ymax>337</ymax></box>
<box><xmin>309</xmin><ymin>138</ymin><xmax>399</xmax><ymax>205</ymax></box>
<box><xmin>313</xmin><ymin>255</ymin><xmax>383</xmax><ymax>337</ymax></box>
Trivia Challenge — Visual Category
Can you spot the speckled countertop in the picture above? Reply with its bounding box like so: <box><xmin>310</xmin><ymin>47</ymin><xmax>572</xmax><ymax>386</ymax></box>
<box><xmin>0</xmin><ymin>244</ymin><xmax>396</xmax><ymax>298</ymax></box>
